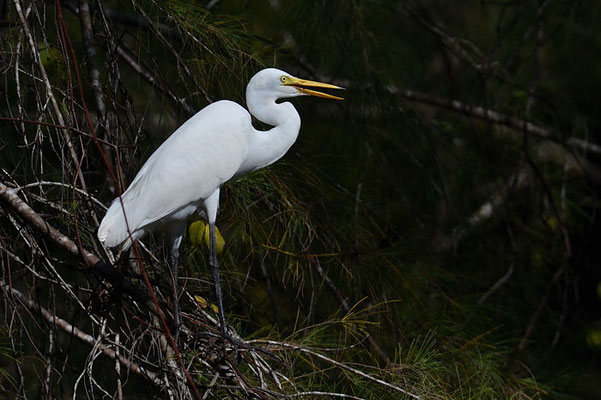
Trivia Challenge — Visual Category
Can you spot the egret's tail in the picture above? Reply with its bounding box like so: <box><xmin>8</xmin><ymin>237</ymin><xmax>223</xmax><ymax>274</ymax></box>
<box><xmin>97</xmin><ymin>200</ymin><xmax>133</xmax><ymax>250</ymax></box>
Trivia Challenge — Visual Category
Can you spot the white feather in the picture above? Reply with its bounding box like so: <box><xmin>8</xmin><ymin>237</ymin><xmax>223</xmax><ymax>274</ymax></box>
<box><xmin>97</xmin><ymin>100</ymin><xmax>251</xmax><ymax>248</ymax></box>
<box><xmin>97</xmin><ymin>68</ymin><xmax>341</xmax><ymax>250</ymax></box>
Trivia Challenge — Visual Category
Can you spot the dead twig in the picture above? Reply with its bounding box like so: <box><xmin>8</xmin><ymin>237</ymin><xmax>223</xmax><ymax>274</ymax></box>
<box><xmin>12</xmin><ymin>0</ymin><xmax>88</xmax><ymax>190</ymax></box>
<box><xmin>400</xmin><ymin>89</ymin><xmax>601</xmax><ymax>155</ymax></box>
<box><xmin>0</xmin><ymin>180</ymin><xmax>203</xmax><ymax>399</ymax></box>
<box><xmin>1</xmin><ymin>280</ymin><xmax>165</xmax><ymax>388</ymax></box>
<box><xmin>249</xmin><ymin>340</ymin><xmax>421</xmax><ymax>399</ymax></box>
<box><xmin>277</xmin><ymin>65</ymin><xmax>601</xmax><ymax>174</ymax></box>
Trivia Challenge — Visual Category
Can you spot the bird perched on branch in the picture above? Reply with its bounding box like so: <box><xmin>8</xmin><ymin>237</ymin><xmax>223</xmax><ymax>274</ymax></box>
<box><xmin>97</xmin><ymin>68</ymin><xmax>344</xmax><ymax>339</ymax></box>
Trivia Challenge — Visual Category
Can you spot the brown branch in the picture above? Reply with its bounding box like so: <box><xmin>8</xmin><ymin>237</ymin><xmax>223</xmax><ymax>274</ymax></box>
<box><xmin>12</xmin><ymin>0</ymin><xmax>88</xmax><ymax>190</ymax></box>
<box><xmin>55</xmin><ymin>0</ymin><xmax>123</xmax><ymax>207</ymax></box>
<box><xmin>0</xmin><ymin>180</ymin><xmax>203</xmax><ymax>399</ymax></box>
<box><xmin>61</xmin><ymin>0</ymin><xmax>173</xmax><ymax>35</ymax></box>
<box><xmin>404</xmin><ymin>5</ymin><xmax>495</xmax><ymax>72</ymax></box>
<box><xmin>250</xmin><ymin>340</ymin><xmax>421</xmax><ymax>400</ymax></box>
<box><xmin>60</xmin><ymin>0</ymin><xmax>196</xmax><ymax>117</ymax></box>
<box><xmin>0</xmin><ymin>116</ymin><xmax>120</xmax><ymax>146</ymax></box>
<box><xmin>75</xmin><ymin>0</ymin><xmax>122</xmax><ymax>196</ymax></box>
<box><xmin>77</xmin><ymin>0</ymin><xmax>107</xmax><ymax>122</ymax></box>
<box><xmin>129</xmin><ymin>0</ymin><xmax>212</xmax><ymax>103</ymax></box>
<box><xmin>0</xmin><ymin>181</ymin><xmax>156</xmax><ymax>323</ymax></box>
<box><xmin>113</xmin><ymin>42</ymin><xmax>195</xmax><ymax>116</ymax></box>
<box><xmin>436</xmin><ymin>167</ymin><xmax>532</xmax><ymax>252</ymax></box>
<box><xmin>0</xmin><ymin>181</ymin><xmax>98</xmax><ymax>266</ymax></box>
<box><xmin>0</xmin><ymin>279</ymin><xmax>164</xmax><ymax>388</ymax></box>
<box><xmin>400</xmin><ymin>89</ymin><xmax>601</xmax><ymax>155</ymax></box>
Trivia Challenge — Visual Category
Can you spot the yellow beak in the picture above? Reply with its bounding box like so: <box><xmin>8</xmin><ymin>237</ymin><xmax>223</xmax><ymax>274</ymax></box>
<box><xmin>284</xmin><ymin>77</ymin><xmax>345</xmax><ymax>100</ymax></box>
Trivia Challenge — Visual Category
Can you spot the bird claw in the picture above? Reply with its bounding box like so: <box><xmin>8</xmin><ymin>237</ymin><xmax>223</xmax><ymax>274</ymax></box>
<box><xmin>196</xmin><ymin>329</ymin><xmax>281</xmax><ymax>363</ymax></box>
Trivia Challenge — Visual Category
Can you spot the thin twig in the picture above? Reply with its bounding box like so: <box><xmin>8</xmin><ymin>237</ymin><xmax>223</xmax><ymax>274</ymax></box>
<box><xmin>1</xmin><ymin>280</ymin><xmax>164</xmax><ymax>388</ymax></box>
<box><xmin>249</xmin><ymin>340</ymin><xmax>421</xmax><ymax>399</ymax></box>
<box><xmin>12</xmin><ymin>0</ymin><xmax>88</xmax><ymax>190</ymax></box>
<box><xmin>400</xmin><ymin>89</ymin><xmax>601</xmax><ymax>155</ymax></box>
<box><xmin>308</xmin><ymin>256</ymin><xmax>391</xmax><ymax>365</ymax></box>
<box><xmin>77</xmin><ymin>0</ymin><xmax>107</xmax><ymax>122</ymax></box>
<box><xmin>0</xmin><ymin>180</ymin><xmax>203</xmax><ymax>398</ymax></box>
<box><xmin>129</xmin><ymin>0</ymin><xmax>211</xmax><ymax>103</ymax></box>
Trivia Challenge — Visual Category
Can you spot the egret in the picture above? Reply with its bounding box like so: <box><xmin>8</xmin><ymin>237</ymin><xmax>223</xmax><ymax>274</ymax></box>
<box><xmin>97</xmin><ymin>68</ymin><xmax>343</xmax><ymax>340</ymax></box>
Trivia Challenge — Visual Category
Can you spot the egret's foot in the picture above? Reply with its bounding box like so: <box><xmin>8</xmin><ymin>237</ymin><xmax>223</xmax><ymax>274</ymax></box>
<box><xmin>204</xmin><ymin>330</ymin><xmax>282</xmax><ymax>363</ymax></box>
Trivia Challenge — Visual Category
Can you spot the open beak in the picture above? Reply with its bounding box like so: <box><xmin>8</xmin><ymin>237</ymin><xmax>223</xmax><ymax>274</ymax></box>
<box><xmin>285</xmin><ymin>77</ymin><xmax>345</xmax><ymax>100</ymax></box>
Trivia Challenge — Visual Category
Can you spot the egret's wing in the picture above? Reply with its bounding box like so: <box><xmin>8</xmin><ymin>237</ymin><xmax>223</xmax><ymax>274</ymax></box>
<box><xmin>98</xmin><ymin>101</ymin><xmax>251</xmax><ymax>247</ymax></box>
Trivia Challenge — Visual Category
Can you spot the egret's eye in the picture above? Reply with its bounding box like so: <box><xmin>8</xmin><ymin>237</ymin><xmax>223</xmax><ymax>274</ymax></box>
<box><xmin>280</xmin><ymin>76</ymin><xmax>287</xmax><ymax>83</ymax></box>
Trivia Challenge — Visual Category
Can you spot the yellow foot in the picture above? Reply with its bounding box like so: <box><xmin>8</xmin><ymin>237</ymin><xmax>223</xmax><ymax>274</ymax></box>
<box><xmin>189</xmin><ymin>220</ymin><xmax>225</xmax><ymax>255</ymax></box>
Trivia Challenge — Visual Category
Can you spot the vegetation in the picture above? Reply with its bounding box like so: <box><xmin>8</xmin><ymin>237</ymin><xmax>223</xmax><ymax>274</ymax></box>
<box><xmin>1</xmin><ymin>0</ymin><xmax>600</xmax><ymax>398</ymax></box>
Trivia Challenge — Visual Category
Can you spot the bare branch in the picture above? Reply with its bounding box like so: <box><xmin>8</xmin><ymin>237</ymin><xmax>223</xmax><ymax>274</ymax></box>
<box><xmin>12</xmin><ymin>0</ymin><xmax>88</xmax><ymax>190</ymax></box>
<box><xmin>1</xmin><ymin>280</ymin><xmax>165</xmax><ymax>388</ymax></box>
<box><xmin>400</xmin><ymin>89</ymin><xmax>601</xmax><ymax>155</ymax></box>
<box><xmin>77</xmin><ymin>0</ymin><xmax>107</xmax><ymax>122</ymax></box>
<box><xmin>249</xmin><ymin>340</ymin><xmax>422</xmax><ymax>399</ymax></box>
<box><xmin>60</xmin><ymin>0</ymin><xmax>196</xmax><ymax>117</ymax></box>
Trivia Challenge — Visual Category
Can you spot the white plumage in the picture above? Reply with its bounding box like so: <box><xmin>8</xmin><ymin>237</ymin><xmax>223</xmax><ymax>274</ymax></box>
<box><xmin>97</xmin><ymin>67</ymin><xmax>343</xmax><ymax>337</ymax></box>
<box><xmin>97</xmin><ymin>100</ymin><xmax>250</xmax><ymax>249</ymax></box>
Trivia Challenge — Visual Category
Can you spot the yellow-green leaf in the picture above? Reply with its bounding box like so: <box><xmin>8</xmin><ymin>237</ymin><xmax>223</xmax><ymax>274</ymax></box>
<box><xmin>194</xmin><ymin>295</ymin><xmax>208</xmax><ymax>308</ymax></box>
<box><xmin>188</xmin><ymin>220</ymin><xmax>225</xmax><ymax>254</ymax></box>
<box><xmin>189</xmin><ymin>220</ymin><xmax>207</xmax><ymax>247</ymax></box>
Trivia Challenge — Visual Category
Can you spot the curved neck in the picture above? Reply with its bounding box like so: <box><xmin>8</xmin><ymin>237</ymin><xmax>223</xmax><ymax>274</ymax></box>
<box><xmin>238</xmin><ymin>90</ymin><xmax>301</xmax><ymax>175</ymax></box>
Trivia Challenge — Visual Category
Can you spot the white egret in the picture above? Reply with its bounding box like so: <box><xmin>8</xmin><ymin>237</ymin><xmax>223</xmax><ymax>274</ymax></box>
<box><xmin>97</xmin><ymin>68</ymin><xmax>343</xmax><ymax>339</ymax></box>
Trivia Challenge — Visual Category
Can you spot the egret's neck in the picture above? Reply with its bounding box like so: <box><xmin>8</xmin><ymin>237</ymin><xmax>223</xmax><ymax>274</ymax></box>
<box><xmin>238</xmin><ymin>91</ymin><xmax>301</xmax><ymax>174</ymax></box>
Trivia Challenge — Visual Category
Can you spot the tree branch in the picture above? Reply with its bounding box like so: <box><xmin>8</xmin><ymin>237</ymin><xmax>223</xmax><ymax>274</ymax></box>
<box><xmin>1</xmin><ymin>279</ymin><xmax>164</xmax><ymax>388</ymax></box>
<box><xmin>399</xmin><ymin>89</ymin><xmax>601</xmax><ymax>155</ymax></box>
<box><xmin>12</xmin><ymin>0</ymin><xmax>88</xmax><ymax>190</ymax></box>
<box><xmin>60</xmin><ymin>0</ymin><xmax>196</xmax><ymax>116</ymax></box>
<box><xmin>249</xmin><ymin>340</ymin><xmax>421</xmax><ymax>400</ymax></box>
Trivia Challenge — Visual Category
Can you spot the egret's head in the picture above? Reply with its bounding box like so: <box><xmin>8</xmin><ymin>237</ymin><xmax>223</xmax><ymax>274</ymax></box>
<box><xmin>247</xmin><ymin>68</ymin><xmax>344</xmax><ymax>101</ymax></box>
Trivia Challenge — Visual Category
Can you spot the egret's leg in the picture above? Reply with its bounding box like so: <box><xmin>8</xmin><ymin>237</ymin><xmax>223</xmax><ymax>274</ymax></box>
<box><xmin>170</xmin><ymin>234</ymin><xmax>183</xmax><ymax>342</ymax></box>
<box><xmin>209</xmin><ymin>221</ymin><xmax>227</xmax><ymax>338</ymax></box>
<box><xmin>204</xmin><ymin>188</ymin><xmax>227</xmax><ymax>338</ymax></box>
